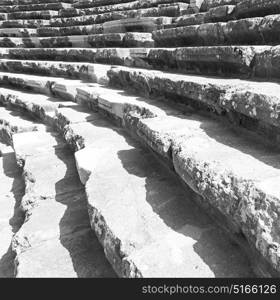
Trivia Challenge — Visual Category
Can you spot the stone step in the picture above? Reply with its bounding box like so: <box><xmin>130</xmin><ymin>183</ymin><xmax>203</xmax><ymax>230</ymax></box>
<box><xmin>0</xmin><ymin>15</ymin><xmax>172</xmax><ymax>29</ymax></box>
<box><xmin>0</xmin><ymin>0</ymin><xmax>74</xmax><ymax>5</ymax></box>
<box><xmin>49</xmin><ymin>7</ymin><xmax>179</xmax><ymax>27</ymax></box>
<box><xmin>72</xmin><ymin>0</ymin><xmax>193</xmax><ymax>15</ymax></box>
<box><xmin>7</xmin><ymin>10</ymin><xmax>60</xmax><ymax>20</ymax></box>
<box><xmin>1</xmin><ymin>45</ymin><xmax>278</xmax><ymax>79</ymax></box>
<box><xmin>0</xmin><ymin>19</ymin><xmax>51</xmax><ymax>28</ymax></box>
<box><xmin>169</xmin><ymin>4</ymin><xmax>236</xmax><ymax>27</ymax></box>
<box><xmin>0</xmin><ymin>32</ymin><xmax>154</xmax><ymax>47</ymax></box>
<box><xmin>0</xmin><ymin>86</ymin><xmax>256</xmax><ymax>277</ymax></box>
<box><xmin>0</xmin><ymin>105</ymin><xmax>47</xmax><ymax>277</ymax></box>
<box><xmin>10</xmin><ymin>125</ymin><xmax>116</xmax><ymax>277</ymax></box>
<box><xmin>0</xmin><ymin>17</ymin><xmax>170</xmax><ymax>36</ymax></box>
<box><xmin>1</xmin><ymin>5</ymin><xmax>186</xmax><ymax>26</ymax></box>
<box><xmin>0</xmin><ymin>106</ymin><xmax>45</xmax><ymax>136</ymax></box>
<box><xmin>0</xmin><ymin>25</ymin><xmax>104</xmax><ymax>37</ymax></box>
<box><xmin>73</xmin><ymin>0</ymin><xmax>194</xmax><ymax>9</ymax></box>
<box><xmin>235</xmin><ymin>0</ymin><xmax>280</xmax><ymax>19</ymax></box>
<box><xmin>0</xmin><ymin>2</ymin><xmax>72</xmax><ymax>13</ymax></box>
<box><xmin>199</xmin><ymin>0</ymin><xmax>241</xmax><ymax>11</ymax></box>
<box><xmin>0</xmin><ymin>145</ymin><xmax>24</xmax><ymax>277</ymax></box>
<box><xmin>169</xmin><ymin>0</ymin><xmax>280</xmax><ymax>28</ymax></box>
<box><xmin>153</xmin><ymin>14</ymin><xmax>280</xmax><ymax>46</ymax></box>
<box><xmin>1</xmin><ymin>64</ymin><xmax>280</xmax><ymax>145</ymax></box>
<box><xmin>60</xmin><ymin>2</ymin><xmax>191</xmax><ymax>18</ymax></box>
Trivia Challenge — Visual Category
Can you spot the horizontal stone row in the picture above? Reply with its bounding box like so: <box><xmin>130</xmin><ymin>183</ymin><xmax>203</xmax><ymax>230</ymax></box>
<box><xmin>1</xmin><ymin>46</ymin><xmax>280</xmax><ymax>79</ymax></box>
<box><xmin>70</xmin><ymin>0</ymin><xmax>194</xmax><ymax>16</ymax></box>
<box><xmin>50</xmin><ymin>4</ymin><xmax>187</xmax><ymax>27</ymax></box>
<box><xmin>61</xmin><ymin>2</ymin><xmax>193</xmax><ymax>18</ymax></box>
<box><xmin>169</xmin><ymin>4</ymin><xmax>235</xmax><ymax>27</ymax></box>
<box><xmin>6</xmin><ymin>10</ymin><xmax>59</xmax><ymax>20</ymax></box>
<box><xmin>0</xmin><ymin>75</ymin><xmax>279</xmax><ymax>277</ymax></box>
<box><xmin>169</xmin><ymin>0</ymin><xmax>280</xmax><ymax>27</ymax></box>
<box><xmin>0</xmin><ymin>15</ymin><xmax>172</xmax><ymax>29</ymax></box>
<box><xmin>0</xmin><ymin>0</ymin><xmax>74</xmax><ymax>4</ymax></box>
<box><xmin>107</xmin><ymin>65</ymin><xmax>280</xmax><ymax>142</ymax></box>
<box><xmin>0</xmin><ymin>2</ymin><xmax>72</xmax><ymax>13</ymax></box>
<box><xmin>0</xmin><ymin>17</ymin><xmax>171</xmax><ymax>35</ymax></box>
<box><xmin>0</xmin><ymin>32</ymin><xmax>154</xmax><ymax>47</ymax></box>
<box><xmin>1</xmin><ymin>64</ymin><xmax>280</xmax><ymax>146</ymax></box>
<box><xmin>1</xmin><ymin>3</ymin><xmax>188</xmax><ymax>24</ymax></box>
<box><xmin>73</xmin><ymin>0</ymin><xmax>191</xmax><ymax>9</ymax></box>
<box><xmin>153</xmin><ymin>14</ymin><xmax>280</xmax><ymax>46</ymax></box>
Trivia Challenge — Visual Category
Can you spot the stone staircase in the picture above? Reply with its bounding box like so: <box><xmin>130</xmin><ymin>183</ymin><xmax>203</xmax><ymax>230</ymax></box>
<box><xmin>0</xmin><ymin>0</ymin><xmax>279</xmax><ymax>278</ymax></box>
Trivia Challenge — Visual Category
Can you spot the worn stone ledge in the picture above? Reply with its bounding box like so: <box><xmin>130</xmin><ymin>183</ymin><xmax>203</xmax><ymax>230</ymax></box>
<box><xmin>0</xmin><ymin>15</ymin><xmax>172</xmax><ymax>29</ymax></box>
<box><xmin>107</xmin><ymin>66</ymin><xmax>280</xmax><ymax>145</ymax></box>
<box><xmin>2</xmin><ymin>62</ymin><xmax>280</xmax><ymax>141</ymax></box>
<box><xmin>2</xmin><ymin>46</ymin><xmax>280</xmax><ymax>79</ymax></box>
<box><xmin>0</xmin><ymin>81</ymin><xmax>279</xmax><ymax>276</ymax></box>
<box><xmin>153</xmin><ymin>14</ymin><xmax>280</xmax><ymax>46</ymax></box>
<box><xmin>7</xmin><ymin>10</ymin><xmax>59</xmax><ymax>20</ymax></box>
<box><xmin>0</xmin><ymin>32</ymin><xmax>154</xmax><ymax>48</ymax></box>
<box><xmin>71</xmin><ymin>0</ymin><xmax>193</xmax><ymax>16</ymax></box>
<box><xmin>0</xmin><ymin>2</ymin><xmax>71</xmax><ymax>13</ymax></box>
<box><xmin>0</xmin><ymin>18</ymin><xmax>50</xmax><ymax>28</ymax></box>
<box><xmin>50</xmin><ymin>8</ymin><xmax>175</xmax><ymax>27</ymax></box>
<box><xmin>199</xmin><ymin>0</ymin><xmax>240</xmax><ymax>11</ymax></box>
<box><xmin>235</xmin><ymin>0</ymin><xmax>280</xmax><ymax>19</ymax></box>
<box><xmin>62</xmin><ymin>2</ymin><xmax>191</xmax><ymax>18</ymax></box>
<box><xmin>167</xmin><ymin>4</ymin><xmax>236</xmax><ymax>27</ymax></box>
<box><xmin>0</xmin><ymin>0</ymin><xmax>74</xmax><ymax>5</ymax></box>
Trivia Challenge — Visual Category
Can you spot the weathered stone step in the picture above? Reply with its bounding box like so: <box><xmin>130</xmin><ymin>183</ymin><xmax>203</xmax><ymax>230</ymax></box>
<box><xmin>0</xmin><ymin>106</ymin><xmax>44</xmax><ymax>136</ymax></box>
<box><xmin>0</xmin><ymin>32</ymin><xmax>154</xmax><ymax>47</ymax></box>
<box><xmin>0</xmin><ymin>19</ymin><xmax>50</xmax><ymax>28</ymax></box>
<box><xmin>7</xmin><ymin>10</ymin><xmax>60</xmax><ymax>20</ymax></box>
<box><xmin>0</xmin><ymin>17</ymin><xmax>170</xmax><ymax>36</ymax></box>
<box><xmin>153</xmin><ymin>14</ymin><xmax>280</xmax><ymax>46</ymax></box>
<box><xmin>1</xmin><ymin>45</ymin><xmax>278</xmax><ymax>79</ymax></box>
<box><xmin>0</xmin><ymin>25</ymin><xmax>103</xmax><ymax>37</ymax></box>
<box><xmin>0</xmin><ymin>15</ymin><xmax>172</xmax><ymax>29</ymax></box>
<box><xmin>1</xmin><ymin>63</ymin><xmax>280</xmax><ymax>145</ymax></box>
<box><xmin>0</xmin><ymin>144</ymin><xmax>24</xmax><ymax>277</ymax></box>
<box><xmin>72</xmin><ymin>0</ymin><xmax>193</xmax><ymax>16</ymax></box>
<box><xmin>0</xmin><ymin>106</ymin><xmax>46</xmax><ymax>277</ymax></box>
<box><xmin>199</xmin><ymin>0</ymin><xmax>240</xmax><ymax>11</ymax></box>
<box><xmin>170</xmin><ymin>0</ymin><xmax>280</xmax><ymax>28</ymax></box>
<box><xmin>50</xmin><ymin>7</ymin><xmax>177</xmax><ymax>27</ymax></box>
<box><xmin>1</xmin><ymin>5</ymin><xmax>184</xmax><ymax>26</ymax></box>
<box><xmin>0</xmin><ymin>86</ymin><xmax>255</xmax><ymax>277</ymax></box>
<box><xmin>0</xmin><ymin>2</ymin><xmax>72</xmax><ymax>13</ymax></box>
<box><xmin>61</xmin><ymin>2</ymin><xmax>191</xmax><ymax>18</ymax></box>
<box><xmin>73</xmin><ymin>0</ymin><xmax>194</xmax><ymax>9</ymax></box>
<box><xmin>10</xmin><ymin>126</ymin><xmax>116</xmax><ymax>277</ymax></box>
<box><xmin>0</xmin><ymin>0</ymin><xmax>74</xmax><ymax>5</ymax></box>
<box><xmin>169</xmin><ymin>4</ymin><xmax>236</xmax><ymax>27</ymax></box>
<box><xmin>235</xmin><ymin>0</ymin><xmax>280</xmax><ymax>19</ymax></box>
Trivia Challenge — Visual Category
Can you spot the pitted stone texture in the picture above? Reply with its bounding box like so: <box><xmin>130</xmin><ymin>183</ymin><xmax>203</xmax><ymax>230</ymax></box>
<box><xmin>11</xmin><ymin>129</ymin><xmax>116</xmax><ymax>278</ymax></box>
<box><xmin>170</xmin><ymin>4</ymin><xmax>235</xmax><ymax>27</ymax></box>
<box><xmin>0</xmin><ymin>32</ymin><xmax>154</xmax><ymax>48</ymax></box>
<box><xmin>153</xmin><ymin>14</ymin><xmax>280</xmax><ymax>46</ymax></box>
<box><xmin>200</xmin><ymin>0</ymin><xmax>240</xmax><ymax>11</ymax></box>
<box><xmin>235</xmin><ymin>0</ymin><xmax>280</xmax><ymax>19</ymax></box>
<box><xmin>2</xmin><ymin>46</ymin><xmax>280</xmax><ymax>79</ymax></box>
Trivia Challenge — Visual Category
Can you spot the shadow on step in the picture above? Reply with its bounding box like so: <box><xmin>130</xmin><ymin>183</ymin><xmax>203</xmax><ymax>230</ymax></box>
<box><xmin>82</xmin><ymin>111</ymin><xmax>254</xmax><ymax>277</ymax></box>
<box><xmin>53</xmin><ymin>139</ymin><xmax>116</xmax><ymax>278</ymax></box>
<box><xmin>115</xmin><ymin>88</ymin><xmax>280</xmax><ymax>168</ymax></box>
<box><xmin>117</xmin><ymin>145</ymin><xmax>254</xmax><ymax>277</ymax></box>
<box><xmin>0</xmin><ymin>150</ymin><xmax>25</xmax><ymax>278</ymax></box>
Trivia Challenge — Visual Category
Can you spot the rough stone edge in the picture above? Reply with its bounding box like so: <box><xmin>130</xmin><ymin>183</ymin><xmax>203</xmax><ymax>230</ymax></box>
<box><xmin>1</xmin><ymin>84</ymin><xmax>279</xmax><ymax>277</ymax></box>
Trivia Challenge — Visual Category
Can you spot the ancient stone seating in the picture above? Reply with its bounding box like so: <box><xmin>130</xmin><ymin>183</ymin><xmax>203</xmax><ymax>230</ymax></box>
<box><xmin>0</xmin><ymin>0</ymin><xmax>280</xmax><ymax>278</ymax></box>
